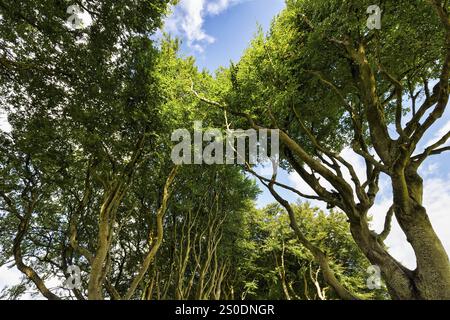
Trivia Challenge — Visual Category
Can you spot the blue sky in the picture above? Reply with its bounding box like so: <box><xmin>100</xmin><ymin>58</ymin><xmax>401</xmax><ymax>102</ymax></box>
<box><xmin>165</xmin><ymin>0</ymin><xmax>285</xmax><ymax>71</ymax></box>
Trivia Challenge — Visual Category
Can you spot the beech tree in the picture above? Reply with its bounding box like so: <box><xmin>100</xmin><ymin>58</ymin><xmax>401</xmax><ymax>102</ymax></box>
<box><xmin>0</xmin><ymin>0</ymin><xmax>261</xmax><ymax>300</ymax></box>
<box><xmin>1</xmin><ymin>0</ymin><xmax>449</xmax><ymax>301</ymax></box>
<box><xmin>193</xmin><ymin>0</ymin><xmax>450</xmax><ymax>299</ymax></box>
<box><xmin>235</xmin><ymin>202</ymin><xmax>387</xmax><ymax>300</ymax></box>
<box><xmin>0</xmin><ymin>0</ymin><xmax>177</xmax><ymax>299</ymax></box>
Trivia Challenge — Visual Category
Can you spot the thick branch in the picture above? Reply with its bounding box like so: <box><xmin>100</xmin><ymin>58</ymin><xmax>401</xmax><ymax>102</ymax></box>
<box><xmin>378</xmin><ymin>205</ymin><xmax>394</xmax><ymax>242</ymax></box>
<box><xmin>256</xmin><ymin>165</ymin><xmax>359</xmax><ymax>300</ymax></box>
<box><xmin>124</xmin><ymin>166</ymin><xmax>179</xmax><ymax>300</ymax></box>
<box><xmin>13</xmin><ymin>200</ymin><xmax>60</xmax><ymax>300</ymax></box>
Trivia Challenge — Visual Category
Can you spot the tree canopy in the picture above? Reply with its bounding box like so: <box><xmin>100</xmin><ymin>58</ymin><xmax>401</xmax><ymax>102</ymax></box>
<box><xmin>193</xmin><ymin>0</ymin><xmax>450</xmax><ymax>300</ymax></box>
<box><xmin>1</xmin><ymin>0</ymin><xmax>449</xmax><ymax>300</ymax></box>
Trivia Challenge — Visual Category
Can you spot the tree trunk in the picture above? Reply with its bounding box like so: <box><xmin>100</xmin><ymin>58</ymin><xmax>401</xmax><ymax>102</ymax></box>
<box><xmin>88</xmin><ymin>182</ymin><xmax>124</xmax><ymax>300</ymax></box>
<box><xmin>394</xmin><ymin>168</ymin><xmax>450</xmax><ymax>299</ymax></box>
<box><xmin>349</xmin><ymin>217</ymin><xmax>417</xmax><ymax>299</ymax></box>
<box><xmin>350</xmin><ymin>167</ymin><xmax>450</xmax><ymax>300</ymax></box>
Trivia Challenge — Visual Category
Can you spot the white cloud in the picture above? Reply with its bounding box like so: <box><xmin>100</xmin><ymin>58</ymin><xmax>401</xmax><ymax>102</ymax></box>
<box><xmin>164</xmin><ymin>0</ymin><xmax>245</xmax><ymax>52</ymax></box>
<box><xmin>0</xmin><ymin>263</ymin><xmax>65</xmax><ymax>300</ymax></box>
<box><xmin>207</xmin><ymin>0</ymin><xmax>235</xmax><ymax>15</ymax></box>
<box><xmin>0</xmin><ymin>112</ymin><xmax>11</xmax><ymax>133</ymax></box>
<box><xmin>0</xmin><ymin>264</ymin><xmax>41</xmax><ymax>299</ymax></box>
<box><xmin>424</xmin><ymin>119</ymin><xmax>450</xmax><ymax>148</ymax></box>
<box><xmin>0</xmin><ymin>264</ymin><xmax>22</xmax><ymax>289</ymax></box>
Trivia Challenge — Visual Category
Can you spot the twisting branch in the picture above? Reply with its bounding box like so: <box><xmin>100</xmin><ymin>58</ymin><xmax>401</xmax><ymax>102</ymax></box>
<box><xmin>292</xmin><ymin>107</ymin><xmax>368</xmax><ymax>202</ymax></box>
<box><xmin>279</xmin><ymin>130</ymin><xmax>358</xmax><ymax>216</ymax></box>
<box><xmin>425</xmin><ymin>146</ymin><xmax>450</xmax><ymax>156</ymax></box>
<box><xmin>404</xmin><ymin>83</ymin><xmax>440</xmax><ymax>137</ymax></box>
<box><xmin>348</xmin><ymin>44</ymin><xmax>393</xmax><ymax>164</ymax></box>
<box><xmin>13</xmin><ymin>213</ymin><xmax>61</xmax><ymax>300</ymax></box>
<box><xmin>69</xmin><ymin>161</ymin><xmax>95</xmax><ymax>263</ymax></box>
<box><xmin>124</xmin><ymin>166</ymin><xmax>179</xmax><ymax>300</ymax></box>
<box><xmin>377</xmin><ymin>64</ymin><xmax>405</xmax><ymax>138</ymax></box>
<box><xmin>304</xmin><ymin>70</ymin><xmax>354</xmax><ymax>114</ymax></box>
<box><xmin>253</xmin><ymin>160</ymin><xmax>359</xmax><ymax>300</ymax></box>
<box><xmin>377</xmin><ymin>205</ymin><xmax>395</xmax><ymax>242</ymax></box>
<box><xmin>406</xmin><ymin>78</ymin><xmax>421</xmax><ymax>116</ymax></box>
<box><xmin>190</xmin><ymin>80</ymin><xmax>260</xmax><ymax>130</ymax></box>
<box><xmin>412</xmin><ymin>130</ymin><xmax>450</xmax><ymax>165</ymax></box>
<box><xmin>245</xmin><ymin>165</ymin><xmax>321</xmax><ymax>201</ymax></box>
<box><xmin>192</xmin><ymin>79</ymin><xmax>358</xmax><ymax>214</ymax></box>
<box><xmin>11</xmin><ymin>188</ymin><xmax>61</xmax><ymax>300</ymax></box>
<box><xmin>409</xmin><ymin>2</ymin><xmax>450</xmax><ymax>147</ymax></box>
<box><xmin>0</xmin><ymin>155</ymin><xmax>61</xmax><ymax>300</ymax></box>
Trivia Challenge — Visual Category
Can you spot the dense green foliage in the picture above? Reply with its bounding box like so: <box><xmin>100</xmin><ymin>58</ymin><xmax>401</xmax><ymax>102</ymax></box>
<box><xmin>1</xmin><ymin>0</ymin><xmax>449</xmax><ymax>300</ymax></box>
<box><xmin>194</xmin><ymin>0</ymin><xmax>450</xmax><ymax>300</ymax></box>
<box><xmin>233</xmin><ymin>203</ymin><xmax>387</xmax><ymax>300</ymax></box>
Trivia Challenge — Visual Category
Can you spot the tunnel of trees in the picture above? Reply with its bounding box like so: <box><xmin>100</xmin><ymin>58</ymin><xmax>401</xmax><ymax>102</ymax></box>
<box><xmin>0</xmin><ymin>0</ymin><xmax>449</xmax><ymax>300</ymax></box>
